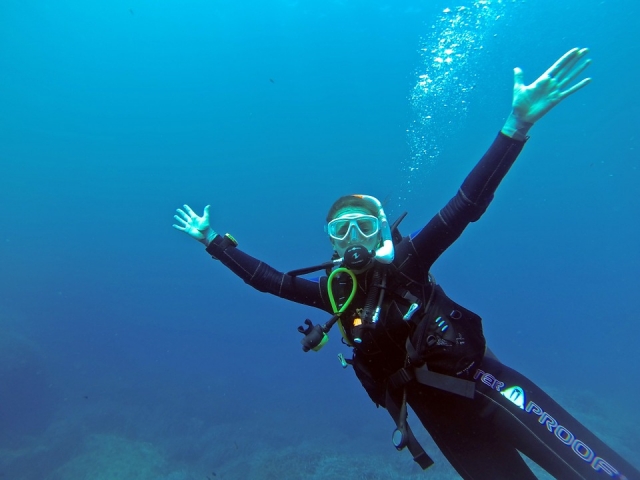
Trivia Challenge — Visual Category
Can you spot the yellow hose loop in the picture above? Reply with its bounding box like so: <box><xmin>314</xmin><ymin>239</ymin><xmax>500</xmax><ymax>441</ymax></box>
<box><xmin>327</xmin><ymin>267</ymin><xmax>357</xmax><ymax>346</ymax></box>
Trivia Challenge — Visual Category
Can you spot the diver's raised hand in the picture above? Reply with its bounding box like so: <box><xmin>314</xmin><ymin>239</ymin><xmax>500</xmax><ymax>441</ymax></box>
<box><xmin>173</xmin><ymin>204</ymin><xmax>218</xmax><ymax>246</ymax></box>
<box><xmin>502</xmin><ymin>47</ymin><xmax>592</xmax><ymax>140</ymax></box>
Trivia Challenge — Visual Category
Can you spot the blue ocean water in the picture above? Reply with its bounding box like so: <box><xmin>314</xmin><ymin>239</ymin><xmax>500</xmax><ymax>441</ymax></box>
<box><xmin>0</xmin><ymin>0</ymin><xmax>638</xmax><ymax>478</ymax></box>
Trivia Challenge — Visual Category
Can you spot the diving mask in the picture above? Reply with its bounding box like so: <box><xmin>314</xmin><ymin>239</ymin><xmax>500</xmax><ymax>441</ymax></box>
<box><xmin>327</xmin><ymin>214</ymin><xmax>380</xmax><ymax>241</ymax></box>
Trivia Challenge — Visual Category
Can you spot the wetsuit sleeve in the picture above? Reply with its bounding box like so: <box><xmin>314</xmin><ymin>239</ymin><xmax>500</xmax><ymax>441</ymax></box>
<box><xmin>205</xmin><ymin>236</ymin><xmax>330</xmax><ymax>311</ymax></box>
<box><xmin>409</xmin><ymin>132</ymin><xmax>526</xmax><ymax>267</ymax></box>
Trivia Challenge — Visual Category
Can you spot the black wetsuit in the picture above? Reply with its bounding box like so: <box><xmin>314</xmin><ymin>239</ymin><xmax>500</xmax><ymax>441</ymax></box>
<box><xmin>205</xmin><ymin>132</ymin><xmax>640</xmax><ymax>480</ymax></box>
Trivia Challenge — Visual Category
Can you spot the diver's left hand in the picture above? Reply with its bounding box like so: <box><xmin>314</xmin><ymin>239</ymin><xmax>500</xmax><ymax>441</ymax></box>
<box><xmin>502</xmin><ymin>47</ymin><xmax>592</xmax><ymax>140</ymax></box>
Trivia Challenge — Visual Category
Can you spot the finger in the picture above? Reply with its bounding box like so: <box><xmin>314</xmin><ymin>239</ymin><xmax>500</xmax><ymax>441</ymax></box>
<box><xmin>555</xmin><ymin>49</ymin><xmax>590</xmax><ymax>83</ymax></box>
<box><xmin>203</xmin><ymin>205</ymin><xmax>211</xmax><ymax>219</ymax></box>
<box><xmin>173</xmin><ymin>214</ymin><xmax>188</xmax><ymax>227</ymax></box>
<box><xmin>172</xmin><ymin>223</ymin><xmax>186</xmax><ymax>232</ymax></box>
<box><xmin>513</xmin><ymin>67</ymin><xmax>524</xmax><ymax>89</ymax></box>
<box><xmin>558</xmin><ymin>58</ymin><xmax>592</xmax><ymax>89</ymax></box>
<box><xmin>553</xmin><ymin>48</ymin><xmax>585</xmax><ymax>77</ymax></box>
<box><xmin>183</xmin><ymin>204</ymin><xmax>197</xmax><ymax>218</ymax></box>
<box><xmin>175</xmin><ymin>209</ymin><xmax>189</xmax><ymax>222</ymax></box>
<box><xmin>560</xmin><ymin>77</ymin><xmax>592</xmax><ymax>99</ymax></box>
<box><xmin>545</xmin><ymin>47</ymin><xmax>580</xmax><ymax>78</ymax></box>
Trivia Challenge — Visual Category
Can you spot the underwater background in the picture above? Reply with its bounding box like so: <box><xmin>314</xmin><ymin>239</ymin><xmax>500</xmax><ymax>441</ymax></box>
<box><xmin>1</xmin><ymin>0</ymin><xmax>639</xmax><ymax>478</ymax></box>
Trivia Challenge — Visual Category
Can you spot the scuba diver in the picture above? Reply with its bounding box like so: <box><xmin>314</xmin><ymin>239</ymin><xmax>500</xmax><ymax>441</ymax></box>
<box><xmin>173</xmin><ymin>47</ymin><xmax>640</xmax><ymax>479</ymax></box>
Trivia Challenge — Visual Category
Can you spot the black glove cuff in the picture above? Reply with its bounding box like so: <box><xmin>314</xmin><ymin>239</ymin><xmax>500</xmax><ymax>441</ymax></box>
<box><xmin>205</xmin><ymin>233</ymin><xmax>238</xmax><ymax>260</ymax></box>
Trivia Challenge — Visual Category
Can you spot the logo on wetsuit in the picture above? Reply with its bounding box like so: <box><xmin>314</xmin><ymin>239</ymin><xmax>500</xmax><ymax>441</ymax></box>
<box><xmin>473</xmin><ymin>369</ymin><xmax>627</xmax><ymax>479</ymax></box>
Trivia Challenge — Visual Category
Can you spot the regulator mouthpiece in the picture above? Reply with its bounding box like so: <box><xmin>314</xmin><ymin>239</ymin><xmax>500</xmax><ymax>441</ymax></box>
<box><xmin>343</xmin><ymin>245</ymin><xmax>374</xmax><ymax>270</ymax></box>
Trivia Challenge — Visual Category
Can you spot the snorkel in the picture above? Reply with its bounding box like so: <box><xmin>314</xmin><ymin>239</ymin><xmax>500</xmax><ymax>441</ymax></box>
<box><xmin>360</xmin><ymin>195</ymin><xmax>394</xmax><ymax>265</ymax></box>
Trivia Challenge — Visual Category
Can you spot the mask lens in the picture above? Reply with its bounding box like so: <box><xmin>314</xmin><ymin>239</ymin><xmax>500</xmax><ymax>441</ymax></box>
<box><xmin>328</xmin><ymin>215</ymin><xmax>379</xmax><ymax>241</ymax></box>
<box><xmin>356</xmin><ymin>217</ymin><xmax>378</xmax><ymax>236</ymax></box>
<box><xmin>333</xmin><ymin>219</ymin><xmax>351</xmax><ymax>239</ymax></box>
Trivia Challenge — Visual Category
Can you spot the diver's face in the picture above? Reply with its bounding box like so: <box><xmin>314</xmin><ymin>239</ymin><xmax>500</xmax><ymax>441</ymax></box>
<box><xmin>327</xmin><ymin>208</ymin><xmax>381</xmax><ymax>258</ymax></box>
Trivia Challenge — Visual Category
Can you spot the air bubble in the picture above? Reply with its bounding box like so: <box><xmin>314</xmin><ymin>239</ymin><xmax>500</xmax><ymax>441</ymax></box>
<box><xmin>402</xmin><ymin>0</ymin><xmax>510</xmax><ymax>195</ymax></box>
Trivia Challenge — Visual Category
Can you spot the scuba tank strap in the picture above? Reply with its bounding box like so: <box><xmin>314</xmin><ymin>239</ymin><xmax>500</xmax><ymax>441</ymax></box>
<box><xmin>412</xmin><ymin>364</ymin><xmax>476</xmax><ymax>399</ymax></box>
<box><xmin>385</xmin><ymin>386</ymin><xmax>434</xmax><ymax>470</ymax></box>
<box><xmin>391</xmin><ymin>337</ymin><xmax>476</xmax><ymax>398</ymax></box>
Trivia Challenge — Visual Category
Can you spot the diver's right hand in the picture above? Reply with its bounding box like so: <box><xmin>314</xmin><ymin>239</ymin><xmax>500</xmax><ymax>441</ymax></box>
<box><xmin>173</xmin><ymin>204</ymin><xmax>218</xmax><ymax>246</ymax></box>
